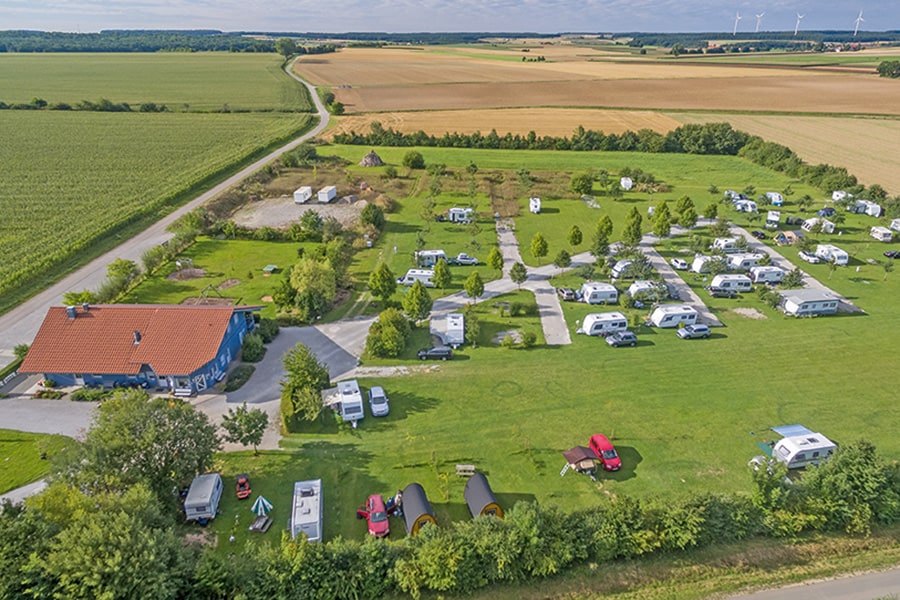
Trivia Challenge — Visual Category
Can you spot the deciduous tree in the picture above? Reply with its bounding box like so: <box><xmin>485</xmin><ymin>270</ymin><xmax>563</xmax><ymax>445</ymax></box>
<box><xmin>402</xmin><ymin>279</ymin><xmax>433</xmax><ymax>322</ymax></box>
<box><xmin>221</xmin><ymin>403</ymin><xmax>269</xmax><ymax>455</ymax></box>
<box><xmin>567</xmin><ymin>225</ymin><xmax>583</xmax><ymax>249</ymax></box>
<box><xmin>530</xmin><ymin>232</ymin><xmax>549</xmax><ymax>264</ymax></box>
<box><xmin>487</xmin><ymin>246</ymin><xmax>504</xmax><ymax>276</ymax></box>
<box><xmin>622</xmin><ymin>207</ymin><xmax>643</xmax><ymax>246</ymax></box>
<box><xmin>510</xmin><ymin>262</ymin><xmax>527</xmax><ymax>288</ymax></box>
<box><xmin>464</xmin><ymin>271</ymin><xmax>484</xmax><ymax>303</ymax></box>
<box><xmin>553</xmin><ymin>249</ymin><xmax>572</xmax><ymax>271</ymax></box>
<box><xmin>368</xmin><ymin>262</ymin><xmax>397</xmax><ymax>303</ymax></box>
<box><xmin>433</xmin><ymin>258</ymin><xmax>451</xmax><ymax>291</ymax></box>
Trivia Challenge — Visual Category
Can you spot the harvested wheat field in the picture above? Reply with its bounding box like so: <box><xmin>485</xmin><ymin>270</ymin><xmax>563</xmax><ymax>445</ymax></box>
<box><xmin>331</xmin><ymin>75</ymin><xmax>900</xmax><ymax>115</ymax></box>
<box><xmin>676</xmin><ymin>113</ymin><xmax>900</xmax><ymax>194</ymax></box>
<box><xmin>326</xmin><ymin>108</ymin><xmax>682</xmax><ymax>139</ymax></box>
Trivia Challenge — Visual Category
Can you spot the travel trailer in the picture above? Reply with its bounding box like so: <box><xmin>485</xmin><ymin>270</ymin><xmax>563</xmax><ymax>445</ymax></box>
<box><xmin>870</xmin><ymin>226</ymin><xmax>893</xmax><ymax>243</ymax></box>
<box><xmin>184</xmin><ymin>473</ymin><xmax>224</xmax><ymax>523</ymax></box>
<box><xmin>448</xmin><ymin>207</ymin><xmax>474</xmax><ymax>223</ymax></box>
<box><xmin>577</xmin><ymin>312</ymin><xmax>628</xmax><ymax>337</ymax></box>
<box><xmin>579</xmin><ymin>282</ymin><xmax>618</xmax><ymax>305</ymax></box>
<box><xmin>415</xmin><ymin>249</ymin><xmax>448</xmax><ymax>267</ymax></box>
<box><xmin>770</xmin><ymin>425</ymin><xmax>836</xmax><ymax>469</ymax></box>
<box><xmin>290</xmin><ymin>479</ymin><xmax>323</xmax><ymax>542</ymax></box>
<box><xmin>778</xmin><ymin>289</ymin><xmax>840</xmax><ymax>317</ymax></box>
<box><xmin>691</xmin><ymin>255</ymin><xmax>726</xmax><ymax>274</ymax></box>
<box><xmin>317</xmin><ymin>185</ymin><xmax>337</xmax><ymax>203</ymax></box>
<box><xmin>397</xmin><ymin>269</ymin><xmax>435</xmax><ymax>287</ymax></box>
<box><xmin>430</xmin><ymin>313</ymin><xmax>465</xmax><ymax>348</ymax></box>
<box><xmin>749</xmin><ymin>265</ymin><xmax>785</xmax><ymax>285</ymax></box>
<box><xmin>649</xmin><ymin>305</ymin><xmax>698</xmax><ymax>328</ymax></box>
<box><xmin>727</xmin><ymin>253</ymin><xmax>764</xmax><ymax>272</ymax></box>
<box><xmin>711</xmin><ymin>238</ymin><xmax>740</xmax><ymax>254</ymax></box>
<box><xmin>708</xmin><ymin>274</ymin><xmax>752</xmax><ymax>296</ymax></box>
<box><xmin>815</xmin><ymin>244</ymin><xmax>849</xmax><ymax>266</ymax></box>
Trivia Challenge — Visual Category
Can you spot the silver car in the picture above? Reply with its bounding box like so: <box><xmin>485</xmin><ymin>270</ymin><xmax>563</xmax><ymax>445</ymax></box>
<box><xmin>367</xmin><ymin>386</ymin><xmax>390</xmax><ymax>417</ymax></box>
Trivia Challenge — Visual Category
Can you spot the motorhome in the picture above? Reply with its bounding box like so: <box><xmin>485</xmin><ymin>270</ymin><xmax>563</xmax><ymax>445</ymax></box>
<box><xmin>576</xmin><ymin>312</ymin><xmax>628</xmax><ymax>337</ymax></box>
<box><xmin>397</xmin><ymin>269</ymin><xmax>435</xmax><ymax>287</ymax></box>
<box><xmin>649</xmin><ymin>304</ymin><xmax>698</xmax><ymax>328</ymax></box>
<box><xmin>293</xmin><ymin>186</ymin><xmax>312</xmax><ymax>203</ymax></box>
<box><xmin>290</xmin><ymin>479</ymin><xmax>323</xmax><ymax>542</ymax></box>
<box><xmin>749</xmin><ymin>265</ymin><xmax>785</xmax><ymax>285</ymax></box>
<box><xmin>770</xmin><ymin>425</ymin><xmax>836</xmax><ymax>469</ymax></box>
<box><xmin>529</xmin><ymin>197</ymin><xmax>541</xmax><ymax>214</ymax></box>
<box><xmin>815</xmin><ymin>244</ymin><xmax>849</xmax><ymax>266</ymax></box>
<box><xmin>727</xmin><ymin>253</ymin><xmax>764</xmax><ymax>272</ymax></box>
<box><xmin>579</xmin><ymin>282</ymin><xmax>618</xmax><ymax>305</ymax></box>
<box><xmin>184</xmin><ymin>473</ymin><xmax>224</xmax><ymax>523</ymax></box>
<box><xmin>711</xmin><ymin>238</ymin><xmax>740</xmax><ymax>254</ymax></box>
<box><xmin>708</xmin><ymin>274</ymin><xmax>752</xmax><ymax>296</ymax></box>
<box><xmin>415</xmin><ymin>249</ymin><xmax>447</xmax><ymax>267</ymax></box>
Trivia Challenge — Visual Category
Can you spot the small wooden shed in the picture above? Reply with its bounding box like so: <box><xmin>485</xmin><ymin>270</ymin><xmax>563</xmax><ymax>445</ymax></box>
<box><xmin>401</xmin><ymin>483</ymin><xmax>437</xmax><ymax>536</ymax></box>
<box><xmin>464</xmin><ymin>473</ymin><xmax>504</xmax><ymax>518</ymax></box>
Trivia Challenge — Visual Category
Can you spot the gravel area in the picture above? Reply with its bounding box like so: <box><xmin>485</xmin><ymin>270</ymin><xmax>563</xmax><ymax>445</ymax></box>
<box><xmin>231</xmin><ymin>195</ymin><xmax>365</xmax><ymax>229</ymax></box>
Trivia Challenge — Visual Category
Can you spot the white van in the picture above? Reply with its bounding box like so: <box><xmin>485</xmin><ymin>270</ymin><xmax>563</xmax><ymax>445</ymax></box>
<box><xmin>397</xmin><ymin>269</ymin><xmax>435</xmax><ymax>287</ymax></box>
<box><xmin>579</xmin><ymin>282</ymin><xmax>618</xmax><ymax>305</ymax></box>
<box><xmin>611</xmin><ymin>259</ymin><xmax>634</xmax><ymax>279</ymax></box>
<box><xmin>577</xmin><ymin>312</ymin><xmax>628</xmax><ymax>337</ymax></box>
<box><xmin>415</xmin><ymin>250</ymin><xmax>447</xmax><ymax>267</ymax></box>
<box><xmin>749</xmin><ymin>265</ymin><xmax>785</xmax><ymax>285</ymax></box>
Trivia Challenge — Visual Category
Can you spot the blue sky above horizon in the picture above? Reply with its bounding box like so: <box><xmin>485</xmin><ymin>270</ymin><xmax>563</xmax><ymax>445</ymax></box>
<box><xmin>1</xmin><ymin>0</ymin><xmax>894</xmax><ymax>34</ymax></box>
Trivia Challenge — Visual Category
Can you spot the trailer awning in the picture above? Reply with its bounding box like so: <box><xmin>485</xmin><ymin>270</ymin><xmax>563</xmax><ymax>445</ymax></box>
<box><xmin>771</xmin><ymin>424</ymin><xmax>814</xmax><ymax>438</ymax></box>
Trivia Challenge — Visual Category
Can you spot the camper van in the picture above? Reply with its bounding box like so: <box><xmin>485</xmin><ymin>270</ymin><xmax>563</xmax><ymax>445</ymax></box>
<box><xmin>770</xmin><ymin>425</ymin><xmax>836</xmax><ymax>469</ymax></box>
<box><xmin>749</xmin><ymin>265</ymin><xmax>785</xmax><ymax>285</ymax></box>
<box><xmin>815</xmin><ymin>244</ymin><xmax>849</xmax><ymax>266</ymax></box>
<box><xmin>577</xmin><ymin>312</ymin><xmax>628</xmax><ymax>337</ymax></box>
<box><xmin>708</xmin><ymin>274</ymin><xmax>752</xmax><ymax>297</ymax></box>
<box><xmin>397</xmin><ymin>269</ymin><xmax>435</xmax><ymax>287</ymax></box>
<box><xmin>415</xmin><ymin>249</ymin><xmax>447</xmax><ymax>267</ymax></box>
<box><xmin>579</xmin><ymin>282</ymin><xmax>618</xmax><ymax>305</ymax></box>
<box><xmin>184</xmin><ymin>473</ymin><xmax>224</xmax><ymax>523</ymax></box>
<box><xmin>727</xmin><ymin>253</ymin><xmax>764</xmax><ymax>272</ymax></box>
<box><xmin>649</xmin><ymin>304</ymin><xmax>698</xmax><ymax>328</ymax></box>
<box><xmin>337</xmin><ymin>379</ymin><xmax>365</xmax><ymax>425</ymax></box>
<box><xmin>711</xmin><ymin>238</ymin><xmax>740</xmax><ymax>254</ymax></box>
<box><xmin>529</xmin><ymin>197</ymin><xmax>541</xmax><ymax>214</ymax></box>
<box><xmin>691</xmin><ymin>255</ymin><xmax>726</xmax><ymax>274</ymax></box>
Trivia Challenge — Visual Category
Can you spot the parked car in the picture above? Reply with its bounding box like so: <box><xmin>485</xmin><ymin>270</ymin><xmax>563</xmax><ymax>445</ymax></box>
<box><xmin>556</xmin><ymin>287</ymin><xmax>576</xmax><ymax>301</ymax></box>
<box><xmin>417</xmin><ymin>346</ymin><xmax>453</xmax><ymax>361</ymax></box>
<box><xmin>884</xmin><ymin>250</ymin><xmax>900</xmax><ymax>259</ymax></box>
<box><xmin>367</xmin><ymin>386</ymin><xmax>390</xmax><ymax>417</ymax></box>
<box><xmin>451</xmin><ymin>253</ymin><xmax>479</xmax><ymax>266</ymax></box>
<box><xmin>235</xmin><ymin>474</ymin><xmax>252</xmax><ymax>500</ymax></box>
<box><xmin>798</xmin><ymin>250</ymin><xmax>821</xmax><ymax>264</ymax></box>
<box><xmin>670</xmin><ymin>258</ymin><xmax>689</xmax><ymax>270</ymax></box>
<box><xmin>751</xmin><ymin>230</ymin><xmax>767</xmax><ymax>240</ymax></box>
<box><xmin>357</xmin><ymin>494</ymin><xmax>390</xmax><ymax>538</ymax></box>
<box><xmin>588</xmin><ymin>433</ymin><xmax>622</xmax><ymax>471</ymax></box>
<box><xmin>676</xmin><ymin>324</ymin><xmax>711</xmax><ymax>339</ymax></box>
<box><xmin>707</xmin><ymin>286</ymin><xmax>736</xmax><ymax>299</ymax></box>
<box><xmin>606</xmin><ymin>331</ymin><xmax>637</xmax><ymax>347</ymax></box>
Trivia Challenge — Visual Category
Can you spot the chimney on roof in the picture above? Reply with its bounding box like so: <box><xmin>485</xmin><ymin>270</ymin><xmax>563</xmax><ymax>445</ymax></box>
<box><xmin>133</xmin><ymin>330</ymin><xmax>141</xmax><ymax>345</ymax></box>
<box><xmin>66</xmin><ymin>306</ymin><xmax>77</xmax><ymax>319</ymax></box>
<box><xmin>82</xmin><ymin>302</ymin><xmax>90</xmax><ymax>312</ymax></box>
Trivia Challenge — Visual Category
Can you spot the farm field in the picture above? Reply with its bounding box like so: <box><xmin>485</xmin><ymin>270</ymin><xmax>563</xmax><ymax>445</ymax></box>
<box><xmin>0</xmin><ymin>111</ymin><xmax>311</xmax><ymax>311</ymax></box>
<box><xmin>0</xmin><ymin>52</ymin><xmax>313</xmax><ymax>112</ymax></box>
<box><xmin>327</xmin><ymin>108</ymin><xmax>683</xmax><ymax>139</ymax></box>
<box><xmin>674</xmin><ymin>113</ymin><xmax>900</xmax><ymax>194</ymax></box>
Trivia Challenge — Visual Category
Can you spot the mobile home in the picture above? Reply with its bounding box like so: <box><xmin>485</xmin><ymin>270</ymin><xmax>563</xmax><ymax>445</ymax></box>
<box><xmin>577</xmin><ymin>311</ymin><xmax>628</xmax><ymax>336</ymax></box>
<box><xmin>709</xmin><ymin>274</ymin><xmax>752</xmax><ymax>295</ymax></box>
<box><xmin>579</xmin><ymin>282</ymin><xmax>618</xmax><ymax>305</ymax></box>
<box><xmin>779</xmin><ymin>289</ymin><xmax>840</xmax><ymax>317</ymax></box>
<box><xmin>529</xmin><ymin>197</ymin><xmax>541</xmax><ymax>214</ymax></box>
<box><xmin>815</xmin><ymin>244</ymin><xmax>849</xmax><ymax>266</ymax></box>
<box><xmin>770</xmin><ymin>425</ymin><xmax>836</xmax><ymax>470</ymax></box>
<box><xmin>749</xmin><ymin>265</ymin><xmax>785</xmax><ymax>285</ymax></box>
<box><xmin>184</xmin><ymin>473</ymin><xmax>224</xmax><ymax>522</ymax></box>
<box><xmin>448</xmin><ymin>207</ymin><xmax>473</xmax><ymax>223</ymax></box>
<box><xmin>397</xmin><ymin>269</ymin><xmax>435</xmax><ymax>287</ymax></box>
<box><xmin>430</xmin><ymin>313</ymin><xmax>465</xmax><ymax>348</ymax></box>
<box><xmin>801</xmin><ymin>217</ymin><xmax>835</xmax><ymax>235</ymax></box>
<box><xmin>293</xmin><ymin>186</ymin><xmax>312</xmax><ymax>203</ymax></box>
<box><xmin>727</xmin><ymin>253</ymin><xmax>764</xmax><ymax>272</ymax></box>
<box><xmin>691</xmin><ymin>255</ymin><xmax>725</xmax><ymax>274</ymax></box>
<box><xmin>290</xmin><ymin>479</ymin><xmax>323</xmax><ymax>542</ymax></box>
<box><xmin>711</xmin><ymin>238</ymin><xmax>740</xmax><ymax>254</ymax></box>
<box><xmin>415</xmin><ymin>249</ymin><xmax>447</xmax><ymax>267</ymax></box>
<box><xmin>649</xmin><ymin>304</ymin><xmax>698</xmax><ymax>328</ymax></box>
<box><xmin>317</xmin><ymin>185</ymin><xmax>337</xmax><ymax>203</ymax></box>
<box><xmin>870</xmin><ymin>226</ymin><xmax>893</xmax><ymax>243</ymax></box>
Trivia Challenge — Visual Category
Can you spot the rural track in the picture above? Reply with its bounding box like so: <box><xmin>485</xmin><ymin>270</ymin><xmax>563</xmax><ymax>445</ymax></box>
<box><xmin>0</xmin><ymin>58</ymin><xmax>330</xmax><ymax>369</ymax></box>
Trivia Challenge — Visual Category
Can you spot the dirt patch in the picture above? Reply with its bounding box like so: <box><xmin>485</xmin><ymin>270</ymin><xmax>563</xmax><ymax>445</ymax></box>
<box><xmin>493</xmin><ymin>330</ymin><xmax>523</xmax><ymax>344</ymax></box>
<box><xmin>230</xmin><ymin>195</ymin><xmax>366</xmax><ymax>230</ymax></box>
<box><xmin>349</xmin><ymin>365</ymin><xmax>439</xmax><ymax>378</ymax></box>
<box><xmin>218</xmin><ymin>279</ymin><xmax>240</xmax><ymax>290</ymax></box>
<box><xmin>181</xmin><ymin>297</ymin><xmax>235</xmax><ymax>306</ymax></box>
<box><xmin>167</xmin><ymin>268</ymin><xmax>206</xmax><ymax>281</ymax></box>
<box><xmin>183</xmin><ymin>530</ymin><xmax>217</xmax><ymax>548</ymax></box>
<box><xmin>261</xmin><ymin>295</ymin><xmax>274</xmax><ymax>302</ymax></box>
<box><xmin>732</xmin><ymin>307</ymin><xmax>767</xmax><ymax>320</ymax></box>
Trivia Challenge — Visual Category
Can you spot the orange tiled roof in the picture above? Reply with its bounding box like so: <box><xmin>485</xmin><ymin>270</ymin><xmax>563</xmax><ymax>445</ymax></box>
<box><xmin>20</xmin><ymin>305</ymin><xmax>250</xmax><ymax>376</ymax></box>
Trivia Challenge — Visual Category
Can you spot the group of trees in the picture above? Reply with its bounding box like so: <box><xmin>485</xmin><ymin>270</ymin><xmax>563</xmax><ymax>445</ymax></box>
<box><xmin>0</xmin><ymin>97</ymin><xmax>170</xmax><ymax>112</ymax></box>
<box><xmin>877</xmin><ymin>60</ymin><xmax>900</xmax><ymax>78</ymax></box>
<box><xmin>280</xmin><ymin>343</ymin><xmax>331</xmax><ymax>430</ymax></box>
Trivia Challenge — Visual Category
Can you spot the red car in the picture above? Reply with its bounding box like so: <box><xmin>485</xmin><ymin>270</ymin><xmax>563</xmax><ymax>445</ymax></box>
<box><xmin>235</xmin><ymin>474</ymin><xmax>252</xmax><ymax>500</ymax></box>
<box><xmin>357</xmin><ymin>494</ymin><xmax>390</xmax><ymax>538</ymax></box>
<box><xmin>589</xmin><ymin>434</ymin><xmax>622</xmax><ymax>471</ymax></box>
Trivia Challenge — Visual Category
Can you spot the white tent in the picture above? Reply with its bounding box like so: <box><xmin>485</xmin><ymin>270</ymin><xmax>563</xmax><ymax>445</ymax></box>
<box><xmin>251</xmin><ymin>495</ymin><xmax>273</xmax><ymax>516</ymax></box>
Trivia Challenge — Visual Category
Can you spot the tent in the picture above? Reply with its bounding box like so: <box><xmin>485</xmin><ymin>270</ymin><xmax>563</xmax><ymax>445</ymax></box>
<box><xmin>464</xmin><ymin>473</ymin><xmax>504</xmax><ymax>518</ymax></box>
<box><xmin>251</xmin><ymin>495</ymin><xmax>273</xmax><ymax>516</ymax></box>
<box><xmin>401</xmin><ymin>483</ymin><xmax>437</xmax><ymax>536</ymax></box>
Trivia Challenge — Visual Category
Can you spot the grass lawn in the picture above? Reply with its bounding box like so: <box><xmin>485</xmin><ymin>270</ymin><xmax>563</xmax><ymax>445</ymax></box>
<box><xmin>0</xmin><ymin>429</ymin><xmax>74</xmax><ymax>495</ymax></box>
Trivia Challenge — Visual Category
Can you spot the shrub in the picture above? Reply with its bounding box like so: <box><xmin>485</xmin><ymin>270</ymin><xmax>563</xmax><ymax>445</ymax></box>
<box><xmin>360</xmin><ymin>203</ymin><xmax>386</xmax><ymax>230</ymax></box>
<box><xmin>501</xmin><ymin>334</ymin><xmax>516</xmax><ymax>349</ymax></box>
<box><xmin>402</xmin><ymin>150</ymin><xmax>425</xmax><ymax>169</ymax></box>
<box><xmin>521</xmin><ymin>331</ymin><xmax>537</xmax><ymax>348</ymax></box>
<box><xmin>241</xmin><ymin>332</ymin><xmax>265</xmax><ymax>362</ymax></box>
<box><xmin>224</xmin><ymin>364</ymin><xmax>256</xmax><ymax>392</ymax></box>
<box><xmin>256</xmin><ymin>318</ymin><xmax>280</xmax><ymax>343</ymax></box>
<box><xmin>70</xmin><ymin>387</ymin><xmax>114</xmax><ymax>402</ymax></box>
<box><xmin>366</xmin><ymin>308</ymin><xmax>411</xmax><ymax>358</ymax></box>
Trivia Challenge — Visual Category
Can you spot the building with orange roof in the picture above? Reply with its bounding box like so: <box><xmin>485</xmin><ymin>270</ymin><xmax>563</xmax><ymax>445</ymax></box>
<box><xmin>20</xmin><ymin>304</ymin><xmax>260</xmax><ymax>395</ymax></box>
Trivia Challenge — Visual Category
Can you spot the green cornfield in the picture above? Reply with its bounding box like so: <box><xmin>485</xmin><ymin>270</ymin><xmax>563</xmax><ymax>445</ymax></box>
<box><xmin>0</xmin><ymin>110</ymin><xmax>311</xmax><ymax>303</ymax></box>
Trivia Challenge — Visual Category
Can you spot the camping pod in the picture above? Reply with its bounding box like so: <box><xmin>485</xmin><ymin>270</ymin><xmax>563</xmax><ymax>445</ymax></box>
<box><xmin>402</xmin><ymin>483</ymin><xmax>437</xmax><ymax>536</ymax></box>
<box><xmin>464</xmin><ymin>473</ymin><xmax>504</xmax><ymax>519</ymax></box>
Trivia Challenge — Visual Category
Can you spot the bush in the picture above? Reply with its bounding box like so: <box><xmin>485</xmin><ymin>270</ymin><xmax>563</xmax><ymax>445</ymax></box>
<box><xmin>365</xmin><ymin>308</ymin><xmax>411</xmax><ymax>358</ymax></box>
<box><xmin>256</xmin><ymin>318</ymin><xmax>280</xmax><ymax>343</ymax></box>
<box><xmin>521</xmin><ymin>331</ymin><xmax>537</xmax><ymax>348</ymax></box>
<box><xmin>574</xmin><ymin>264</ymin><xmax>595</xmax><ymax>280</ymax></box>
<box><xmin>402</xmin><ymin>150</ymin><xmax>425</xmax><ymax>169</ymax></box>
<box><xmin>360</xmin><ymin>203</ymin><xmax>386</xmax><ymax>230</ymax></box>
<box><xmin>70</xmin><ymin>387</ymin><xmax>114</xmax><ymax>402</ymax></box>
<box><xmin>241</xmin><ymin>332</ymin><xmax>266</xmax><ymax>362</ymax></box>
<box><xmin>224</xmin><ymin>364</ymin><xmax>256</xmax><ymax>392</ymax></box>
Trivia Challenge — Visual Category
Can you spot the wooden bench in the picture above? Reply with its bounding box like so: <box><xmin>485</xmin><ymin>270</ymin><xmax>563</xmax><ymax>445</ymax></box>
<box><xmin>456</xmin><ymin>464</ymin><xmax>476</xmax><ymax>477</ymax></box>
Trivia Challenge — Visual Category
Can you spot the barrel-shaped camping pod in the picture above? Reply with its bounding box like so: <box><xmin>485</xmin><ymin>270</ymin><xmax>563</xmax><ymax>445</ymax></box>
<box><xmin>464</xmin><ymin>472</ymin><xmax>504</xmax><ymax>519</ymax></box>
<box><xmin>402</xmin><ymin>483</ymin><xmax>437</xmax><ymax>536</ymax></box>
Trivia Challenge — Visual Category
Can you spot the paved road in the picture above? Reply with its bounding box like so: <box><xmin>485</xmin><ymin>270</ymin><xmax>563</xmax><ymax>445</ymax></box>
<box><xmin>724</xmin><ymin>566</ymin><xmax>900</xmax><ymax>600</ymax></box>
<box><xmin>0</xmin><ymin>60</ymin><xmax>330</xmax><ymax>369</ymax></box>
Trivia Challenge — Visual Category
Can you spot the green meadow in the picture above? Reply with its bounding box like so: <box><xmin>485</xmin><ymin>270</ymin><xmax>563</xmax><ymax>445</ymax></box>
<box><xmin>0</xmin><ymin>429</ymin><xmax>74</xmax><ymax>494</ymax></box>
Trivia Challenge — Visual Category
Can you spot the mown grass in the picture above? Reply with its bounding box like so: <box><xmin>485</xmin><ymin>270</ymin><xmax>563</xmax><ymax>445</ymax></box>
<box><xmin>0</xmin><ymin>52</ymin><xmax>312</xmax><ymax>112</ymax></box>
<box><xmin>0</xmin><ymin>429</ymin><xmax>74</xmax><ymax>494</ymax></box>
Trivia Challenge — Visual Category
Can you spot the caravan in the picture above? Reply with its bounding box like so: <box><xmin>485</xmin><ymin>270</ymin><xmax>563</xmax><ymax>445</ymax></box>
<box><xmin>184</xmin><ymin>473</ymin><xmax>224</xmax><ymax>523</ymax></box>
<box><xmin>727</xmin><ymin>253</ymin><xmax>764</xmax><ymax>272</ymax></box>
<box><xmin>815</xmin><ymin>244</ymin><xmax>849</xmax><ymax>266</ymax></box>
<box><xmin>293</xmin><ymin>186</ymin><xmax>312</xmax><ymax>203</ymax></box>
<box><xmin>766</xmin><ymin>210</ymin><xmax>781</xmax><ymax>229</ymax></box>
<box><xmin>749</xmin><ymin>265</ymin><xmax>785</xmax><ymax>285</ymax></box>
<box><xmin>691</xmin><ymin>255</ymin><xmax>726</xmax><ymax>274</ymax></box>
<box><xmin>579</xmin><ymin>282</ymin><xmax>618</xmax><ymax>305</ymax></box>
<box><xmin>415</xmin><ymin>249</ymin><xmax>447</xmax><ymax>267</ymax></box>
<box><xmin>711</xmin><ymin>238</ymin><xmax>740</xmax><ymax>254</ymax></box>
<box><xmin>610</xmin><ymin>259</ymin><xmax>636</xmax><ymax>279</ymax></box>
<box><xmin>430</xmin><ymin>313</ymin><xmax>465</xmax><ymax>348</ymax></box>
<box><xmin>577</xmin><ymin>312</ymin><xmax>628</xmax><ymax>337</ymax></box>
<box><xmin>448</xmin><ymin>207</ymin><xmax>474</xmax><ymax>224</ymax></box>
<box><xmin>397</xmin><ymin>269</ymin><xmax>435</xmax><ymax>287</ymax></box>
<box><xmin>870</xmin><ymin>226</ymin><xmax>893</xmax><ymax>243</ymax></box>
<box><xmin>770</xmin><ymin>425</ymin><xmax>836</xmax><ymax>469</ymax></box>
<box><xmin>649</xmin><ymin>305</ymin><xmax>698</xmax><ymax>328</ymax></box>
<box><xmin>708</xmin><ymin>274</ymin><xmax>752</xmax><ymax>297</ymax></box>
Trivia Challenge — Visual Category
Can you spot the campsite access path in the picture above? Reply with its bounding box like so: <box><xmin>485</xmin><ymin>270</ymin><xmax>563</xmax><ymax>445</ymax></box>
<box><xmin>0</xmin><ymin>61</ymin><xmax>330</xmax><ymax>370</ymax></box>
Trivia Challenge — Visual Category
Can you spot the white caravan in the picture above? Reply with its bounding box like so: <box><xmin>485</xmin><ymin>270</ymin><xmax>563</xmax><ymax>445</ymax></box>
<box><xmin>692</xmin><ymin>255</ymin><xmax>726</xmax><ymax>274</ymax></box>
<box><xmin>711</xmin><ymin>238</ymin><xmax>740</xmax><ymax>254</ymax></box>
<box><xmin>709</xmin><ymin>274</ymin><xmax>753</xmax><ymax>295</ymax></box>
<box><xmin>293</xmin><ymin>186</ymin><xmax>312</xmax><ymax>203</ymax></box>
<box><xmin>577</xmin><ymin>311</ymin><xmax>628</xmax><ymax>337</ymax></box>
<box><xmin>579</xmin><ymin>282</ymin><xmax>619</xmax><ymax>305</ymax></box>
<box><xmin>649</xmin><ymin>304</ymin><xmax>698</xmax><ymax>328</ymax></box>
<box><xmin>749</xmin><ymin>265</ymin><xmax>785</xmax><ymax>284</ymax></box>
<box><xmin>815</xmin><ymin>244</ymin><xmax>849</xmax><ymax>266</ymax></box>
<box><xmin>317</xmin><ymin>185</ymin><xmax>337</xmax><ymax>203</ymax></box>
<box><xmin>727</xmin><ymin>253</ymin><xmax>764</xmax><ymax>272</ymax></box>
<box><xmin>397</xmin><ymin>269</ymin><xmax>435</xmax><ymax>287</ymax></box>
<box><xmin>770</xmin><ymin>425</ymin><xmax>836</xmax><ymax>469</ymax></box>
<box><xmin>415</xmin><ymin>249</ymin><xmax>448</xmax><ymax>267</ymax></box>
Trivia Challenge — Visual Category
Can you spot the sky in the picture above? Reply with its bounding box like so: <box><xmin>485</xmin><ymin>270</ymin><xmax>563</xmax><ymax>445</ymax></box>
<box><xmin>0</xmin><ymin>0</ymin><xmax>895</xmax><ymax>34</ymax></box>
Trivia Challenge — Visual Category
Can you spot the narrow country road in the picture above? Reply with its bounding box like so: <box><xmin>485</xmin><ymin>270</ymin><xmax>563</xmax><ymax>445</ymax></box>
<box><xmin>723</xmin><ymin>566</ymin><xmax>900</xmax><ymax>600</ymax></box>
<box><xmin>0</xmin><ymin>59</ymin><xmax>329</xmax><ymax>369</ymax></box>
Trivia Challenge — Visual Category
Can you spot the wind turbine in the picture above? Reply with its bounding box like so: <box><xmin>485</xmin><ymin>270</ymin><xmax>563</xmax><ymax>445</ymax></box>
<box><xmin>755</xmin><ymin>12</ymin><xmax>765</xmax><ymax>33</ymax></box>
<box><xmin>853</xmin><ymin>10</ymin><xmax>864</xmax><ymax>37</ymax></box>
<box><xmin>733</xmin><ymin>11</ymin><xmax>743</xmax><ymax>36</ymax></box>
<box><xmin>793</xmin><ymin>13</ymin><xmax>805</xmax><ymax>36</ymax></box>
